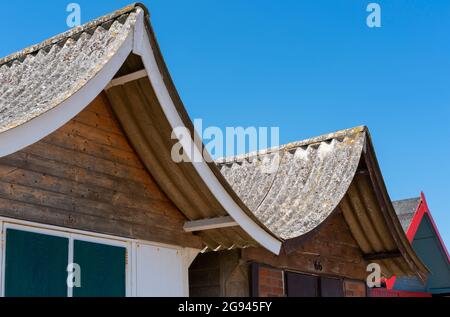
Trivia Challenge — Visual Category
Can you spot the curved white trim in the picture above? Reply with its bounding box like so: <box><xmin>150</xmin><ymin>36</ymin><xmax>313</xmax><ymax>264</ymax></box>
<box><xmin>0</xmin><ymin>9</ymin><xmax>281</xmax><ymax>255</ymax></box>
<box><xmin>133</xmin><ymin>9</ymin><xmax>281</xmax><ymax>254</ymax></box>
<box><xmin>0</xmin><ymin>33</ymin><xmax>134</xmax><ymax>158</ymax></box>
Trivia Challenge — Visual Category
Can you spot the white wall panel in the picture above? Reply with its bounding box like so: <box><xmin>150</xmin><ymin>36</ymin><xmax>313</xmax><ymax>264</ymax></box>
<box><xmin>0</xmin><ymin>217</ymin><xmax>199</xmax><ymax>297</ymax></box>
<box><xmin>135</xmin><ymin>243</ymin><xmax>185</xmax><ymax>297</ymax></box>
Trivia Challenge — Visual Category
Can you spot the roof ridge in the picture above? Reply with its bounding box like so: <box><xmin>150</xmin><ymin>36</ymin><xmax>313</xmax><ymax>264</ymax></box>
<box><xmin>393</xmin><ymin>197</ymin><xmax>421</xmax><ymax>202</ymax></box>
<box><xmin>216</xmin><ymin>125</ymin><xmax>367</xmax><ymax>164</ymax></box>
<box><xmin>0</xmin><ymin>3</ymin><xmax>144</xmax><ymax>67</ymax></box>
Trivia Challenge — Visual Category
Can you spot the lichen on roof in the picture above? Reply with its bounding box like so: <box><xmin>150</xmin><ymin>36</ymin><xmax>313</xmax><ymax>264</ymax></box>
<box><xmin>216</xmin><ymin>126</ymin><xmax>367</xmax><ymax>240</ymax></box>
<box><xmin>393</xmin><ymin>197</ymin><xmax>421</xmax><ymax>232</ymax></box>
<box><xmin>0</xmin><ymin>4</ymin><xmax>141</xmax><ymax>134</ymax></box>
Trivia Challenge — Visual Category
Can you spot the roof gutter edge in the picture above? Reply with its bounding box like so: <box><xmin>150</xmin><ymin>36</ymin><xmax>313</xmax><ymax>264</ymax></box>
<box><xmin>133</xmin><ymin>8</ymin><xmax>282</xmax><ymax>255</ymax></box>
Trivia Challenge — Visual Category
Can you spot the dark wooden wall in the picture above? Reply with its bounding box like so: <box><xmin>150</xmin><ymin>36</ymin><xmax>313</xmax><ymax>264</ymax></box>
<box><xmin>242</xmin><ymin>211</ymin><xmax>370</xmax><ymax>281</ymax></box>
<box><xmin>0</xmin><ymin>93</ymin><xmax>202</xmax><ymax>249</ymax></box>
<box><xmin>190</xmin><ymin>212</ymin><xmax>369</xmax><ymax>297</ymax></box>
<box><xmin>189</xmin><ymin>250</ymin><xmax>250</xmax><ymax>297</ymax></box>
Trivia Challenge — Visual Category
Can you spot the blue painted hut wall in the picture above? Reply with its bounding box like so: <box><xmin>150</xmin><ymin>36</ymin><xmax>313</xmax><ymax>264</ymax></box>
<box><xmin>394</xmin><ymin>216</ymin><xmax>450</xmax><ymax>294</ymax></box>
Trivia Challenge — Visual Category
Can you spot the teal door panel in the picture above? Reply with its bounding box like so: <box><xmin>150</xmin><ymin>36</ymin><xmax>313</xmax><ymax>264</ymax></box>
<box><xmin>73</xmin><ymin>240</ymin><xmax>126</xmax><ymax>297</ymax></box>
<box><xmin>4</xmin><ymin>229</ymin><xmax>69</xmax><ymax>297</ymax></box>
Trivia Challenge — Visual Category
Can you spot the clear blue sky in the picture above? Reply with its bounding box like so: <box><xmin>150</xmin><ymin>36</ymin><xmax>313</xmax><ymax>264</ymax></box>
<box><xmin>1</xmin><ymin>1</ymin><xmax>449</xmax><ymax>248</ymax></box>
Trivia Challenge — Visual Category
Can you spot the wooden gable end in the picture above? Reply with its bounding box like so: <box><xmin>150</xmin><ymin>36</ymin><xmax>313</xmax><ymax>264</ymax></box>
<box><xmin>243</xmin><ymin>210</ymin><xmax>370</xmax><ymax>281</ymax></box>
<box><xmin>0</xmin><ymin>93</ymin><xmax>202</xmax><ymax>249</ymax></box>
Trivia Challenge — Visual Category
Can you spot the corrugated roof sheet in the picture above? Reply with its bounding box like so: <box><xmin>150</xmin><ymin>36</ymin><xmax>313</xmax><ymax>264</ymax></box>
<box><xmin>0</xmin><ymin>3</ymin><xmax>429</xmax><ymax>278</ymax></box>
<box><xmin>217</xmin><ymin>127</ymin><xmax>429</xmax><ymax>280</ymax></box>
<box><xmin>393</xmin><ymin>198</ymin><xmax>421</xmax><ymax>232</ymax></box>
<box><xmin>0</xmin><ymin>3</ymin><xmax>281</xmax><ymax>253</ymax></box>
<box><xmin>217</xmin><ymin>126</ymin><xmax>366</xmax><ymax>240</ymax></box>
<box><xmin>0</xmin><ymin>5</ymin><xmax>138</xmax><ymax>133</ymax></box>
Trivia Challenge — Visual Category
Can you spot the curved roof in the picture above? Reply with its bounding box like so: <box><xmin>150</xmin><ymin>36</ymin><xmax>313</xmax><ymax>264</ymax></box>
<box><xmin>0</xmin><ymin>3</ymin><xmax>430</xmax><ymax>280</ymax></box>
<box><xmin>393</xmin><ymin>197</ymin><xmax>421</xmax><ymax>232</ymax></box>
<box><xmin>390</xmin><ymin>193</ymin><xmax>450</xmax><ymax>292</ymax></box>
<box><xmin>0</xmin><ymin>5</ymin><xmax>137</xmax><ymax>133</ymax></box>
<box><xmin>218</xmin><ymin>127</ymin><xmax>365</xmax><ymax>240</ymax></box>
<box><xmin>218</xmin><ymin>127</ymin><xmax>429</xmax><ymax>280</ymax></box>
<box><xmin>0</xmin><ymin>3</ymin><xmax>282</xmax><ymax>254</ymax></box>
<box><xmin>394</xmin><ymin>193</ymin><xmax>450</xmax><ymax>263</ymax></box>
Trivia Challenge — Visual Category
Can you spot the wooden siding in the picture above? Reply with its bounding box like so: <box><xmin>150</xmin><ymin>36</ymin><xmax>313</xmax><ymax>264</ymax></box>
<box><xmin>0</xmin><ymin>93</ymin><xmax>202</xmax><ymax>249</ymax></box>
<box><xmin>190</xmin><ymin>211</ymin><xmax>370</xmax><ymax>297</ymax></box>
<box><xmin>243</xmin><ymin>211</ymin><xmax>370</xmax><ymax>281</ymax></box>
<box><xmin>189</xmin><ymin>250</ymin><xmax>250</xmax><ymax>297</ymax></box>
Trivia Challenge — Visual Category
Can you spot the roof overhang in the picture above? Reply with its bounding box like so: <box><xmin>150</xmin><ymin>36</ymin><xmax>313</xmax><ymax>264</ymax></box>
<box><xmin>387</xmin><ymin>192</ymin><xmax>450</xmax><ymax>289</ymax></box>
<box><xmin>218</xmin><ymin>127</ymin><xmax>429</xmax><ymax>281</ymax></box>
<box><xmin>407</xmin><ymin>193</ymin><xmax>450</xmax><ymax>264</ymax></box>
<box><xmin>0</xmin><ymin>4</ymin><xmax>282</xmax><ymax>254</ymax></box>
<box><xmin>341</xmin><ymin>131</ymin><xmax>429</xmax><ymax>281</ymax></box>
<box><xmin>284</xmin><ymin>131</ymin><xmax>430</xmax><ymax>280</ymax></box>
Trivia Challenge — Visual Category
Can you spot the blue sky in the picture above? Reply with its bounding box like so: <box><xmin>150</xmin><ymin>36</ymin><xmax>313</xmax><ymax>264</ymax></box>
<box><xmin>1</xmin><ymin>1</ymin><xmax>449</xmax><ymax>248</ymax></box>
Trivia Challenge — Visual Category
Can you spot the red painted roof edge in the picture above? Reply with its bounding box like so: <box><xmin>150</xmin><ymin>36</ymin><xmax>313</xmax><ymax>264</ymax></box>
<box><xmin>419</xmin><ymin>192</ymin><xmax>450</xmax><ymax>264</ymax></box>
<box><xmin>405</xmin><ymin>193</ymin><xmax>427</xmax><ymax>242</ymax></box>
<box><xmin>370</xmin><ymin>288</ymin><xmax>432</xmax><ymax>297</ymax></box>
<box><xmin>387</xmin><ymin>192</ymin><xmax>450</xmax><ymax>289</ymax></box>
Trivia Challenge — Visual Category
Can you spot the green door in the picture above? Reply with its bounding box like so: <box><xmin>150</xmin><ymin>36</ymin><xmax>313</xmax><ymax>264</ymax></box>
<box><xmin>73</xmin><ymin>240</ymin><xmax>126</xmax><ymax>297</ymax></box>
<box><xmin>4</xmin><ymin>229</ymin><xmax>69</xmax><ymax>297</ymax></box>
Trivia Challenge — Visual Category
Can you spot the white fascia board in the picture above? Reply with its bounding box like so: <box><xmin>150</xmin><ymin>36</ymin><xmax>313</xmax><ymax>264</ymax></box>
<box><xmin>105</xmin><ymin>69</ymin><xmax>148</xmax><ymax>89</ymax></box>
<box><xmin>133</xmin><ymin>8</ymin><xmax>281</xmax><ymax>255</ymax></box>
<box><xmin>0</xmin><ymin>34</ymin><xmax>134</xmax><ymax>158</ymax></box>
<box><xmin>181</xmin><ymin>247</ymin><xmax>200</xmax><ymax>297</ymax></box>
<box><xmin>0</xmin><ymin>8</ymin><xmax>281</xmax><ymax>255</ymax></box>
<box><xmin>184</xmin><ymin>216</ymin><xmax>238</xmax><ymax>232</ymax></box>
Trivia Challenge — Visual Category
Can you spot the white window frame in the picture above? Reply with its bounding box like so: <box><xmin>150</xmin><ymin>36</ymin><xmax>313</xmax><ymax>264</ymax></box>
<box><xmin>0</xmin><ymin>220</ymin><xmax>132</xmax><ymax>297</ymax></box>
<box><xmin>0</xmin><ymin>216</ymin><xmax>191</xmax><ymax>297</ymax></box>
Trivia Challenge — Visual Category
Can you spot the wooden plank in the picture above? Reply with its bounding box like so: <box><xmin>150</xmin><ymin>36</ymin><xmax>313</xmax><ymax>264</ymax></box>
<box><xmin>58</xmin><ymin>120</ymin><xmax>133</xmax><ymax>152</ymax></box>
<box><xmin>184</xmin><ymin>216</ymin><xmax>238</xmax><ymax>232</ymax></box>
<box><xmin>24</xmin><ymin>141</ymin><xmax>152</xmax><ymax>185</ymax></box>
<box><xmin>73</xmin><ymin>110</ymin><xmax>124</xmax><ymax>136</ymax></box>
<box><xmin>0</xmin><ymin>165</ymin><xmax>173</xmax><ymax>217</ymax></box>
<box><xmin>363</xmin><ymin>251</ymin><xmax>402</xmax><ymax>261</ymax></box>
<box><xmin>242</xmin><ymin>212</ymin><xmax>370</xmax><ymax>280</ymax></box>
<box><xmin>106</xmin><ymin>69</ymin><xmax>147</xmax><ymax>89</ymax></box>
<box><xmin>0</xmin><ymin>179</ymin><xmax>185</xmax><ymax>231</ymax></box>
<box><xmin>42</xmin><ymin>131</ymin><xmax>144</xmax><ymax>169</ymax></box>
<box><xmin>0</xmin><ymin>198</ymin><xmax>201</xmax><ymax>249</ymax></box>
<box><xmin>83</xmin><ymin>93</ymin><xmax>117</xmax><ymax>119</ymax></box>
<box><xmin>0</xmin><ymin>94</ymin><xmax>202</xmax><ymax>249</ymax></box>
<box><xmin>1</xmin><ymin>152</ymin><xmax>167</xmax><ymax>202</ymax></box>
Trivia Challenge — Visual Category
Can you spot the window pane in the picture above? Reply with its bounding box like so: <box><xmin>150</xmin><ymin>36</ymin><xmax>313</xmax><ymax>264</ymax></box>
<box><xmin>321</xmin><ymin>277</ymin><xmax>344</xmax><ymax>297</ymax></box>
<box><xmin>73</xmin><ymin>240</ymin><xmax>126</xmax><ymax>297</ymax></box>
<box><xmin>4</xmin><ymin>229</ymin><xmax>68</xmax><ymax>297</ymax></box>
<box><xmin>285</xmin><ymin>272</ymin><xmax>319</xmax><ymax>297</ymax></box>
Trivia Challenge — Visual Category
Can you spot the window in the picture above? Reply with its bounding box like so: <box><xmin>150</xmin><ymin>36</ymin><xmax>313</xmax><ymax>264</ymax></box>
<box><xmin>320</xmin><ymin>277</ymin><xmax>344</xmax><ymax>297</ymax></box>
<box><xmin>285</xmin><ymin>272</ymin><xmax>344</xmax><ymax>297</ymax></box>
<box><xmin>73</xmin><ymin>240</ymin><xmax>126</xmax><ymax>297</ymax></box>
<box><xmin>2</xmin><ymin>225</ymin><xmax>128</xmax><ymax>297</ymax></box>
<box><xmin>285</xmin><ymin>272</ymin><xmax>319</xmax><ymax>297</ymax></box>
<box><xmin>4</xmin><ymin>229</ymin><xmax>68</xmax><ymax>297</ymax></box>
<box><xmin>0</xmin><ymin>219</ymin><xmax>189</xmax><ymax>297</ymax></box>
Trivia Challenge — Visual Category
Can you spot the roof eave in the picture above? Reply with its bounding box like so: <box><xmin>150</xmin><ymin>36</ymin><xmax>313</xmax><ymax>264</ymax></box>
<box><xmin>133</xmin><ymin>7</ymin><xmax>282</xmax><ymax>254</ymax></box>
<box><xmin>409</xmin><ymin>193</ymin><xmax>450</xmax><ymax>264</ymax></box>
<box><xmin>0</xmin><ymin>4</ymin><xmax>282</xmax><ymax>254</ymax></box>
<box><xmin>362</xmin><ymin>131</ymin><xmax>429</xmax><ymax>281</ymax></box>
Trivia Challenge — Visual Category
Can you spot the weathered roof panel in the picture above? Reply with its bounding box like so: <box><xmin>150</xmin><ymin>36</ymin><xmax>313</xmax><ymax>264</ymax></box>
<box><xmin>0</xmin><ymin>3</ymin><xmax>282</xmax><ymax>254</ymax></box>
<box><xmin>217</xmin><ymin>126</ymin><xmax>366</xmax><ymax>240</ymax></box>
<box><xmin>393</xmin><ymin>197</ymin><xmax>421</xmax><ymax>232</ymax></box>
<box><xmin>0</xmin><ymin>2</ymin><xmax>428</xmax><ymax>272</ymax></box>
<box><xmin>218</xmin><ymin>127</ymin><xmax>429</xmax><ymax>280</ymax></box>
<box><xmin>0</xmin><ymin>7</ymin><xmax>138</xmax><ymax>133</ymax></box>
